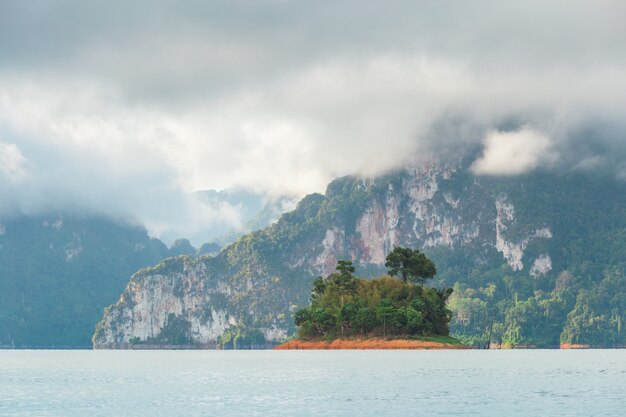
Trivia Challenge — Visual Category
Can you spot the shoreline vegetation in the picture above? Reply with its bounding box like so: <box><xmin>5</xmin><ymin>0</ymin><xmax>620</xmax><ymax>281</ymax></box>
<box><xmin>274</xmin><ymin>341</ymin><xmax>622</xmax><ymax>350</ymax></box>
<box><xmin>291</xmin><ymin>248</ymin><xmax>457</xmax><ymax>348</ymax></box>
<box><xmin>3</xmin><ymin>342</ymin><xmax>622</xmax><ymax>350</ymax></box>
<box><xmin>275</xmin><ymin>336</ymin><xmax>466</xmax><ymax>350</ymax></box>
<box><xmin>87</xmin><ymin>243</ymin><xmax>626</xmax><ymax>350</ymax></box>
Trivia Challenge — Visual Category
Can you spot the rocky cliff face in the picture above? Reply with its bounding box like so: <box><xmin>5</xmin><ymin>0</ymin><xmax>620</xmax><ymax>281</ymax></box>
<box><xmin>95</xmin><ymin>259</ymin><xmax>236</xmax><ymax>346</ymax></box>
<box><xmin>96</xmin><ymin>160</ymin><xmax>605</xmax><ymax>348</ymax></box>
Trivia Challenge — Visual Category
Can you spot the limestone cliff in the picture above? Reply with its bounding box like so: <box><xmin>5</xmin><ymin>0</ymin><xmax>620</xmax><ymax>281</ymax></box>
<box><xmin>94</xmin><ymin>162</ymin><xmax>626</xmax><ymax>348</ymax></box>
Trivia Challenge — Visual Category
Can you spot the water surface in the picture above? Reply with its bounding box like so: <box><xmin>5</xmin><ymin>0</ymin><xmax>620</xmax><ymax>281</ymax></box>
<box><xmin>1</xmin><ymin>350</ymin><xmax>625</xmax><ymax>416</ymax></box>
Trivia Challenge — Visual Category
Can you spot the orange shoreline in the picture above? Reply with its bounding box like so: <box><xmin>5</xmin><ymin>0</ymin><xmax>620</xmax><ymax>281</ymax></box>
<box><xmin>560</xmin><ymin>343</ymin><xmax>592</xmax><ymax>349</ymax></box>
<box><xmin>274</xmin><ymin>338</ymin><xmax>467</xmax><ymax>350</ymax></box>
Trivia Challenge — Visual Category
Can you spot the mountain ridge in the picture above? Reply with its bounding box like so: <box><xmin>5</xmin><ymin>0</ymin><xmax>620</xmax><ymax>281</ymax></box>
<box><xmin>94</xmin><ymin>161</ymin><xmax>626</xmax><ymax>348</ymax></box>
<box><xmin>0</xmin><ymin>214</ymin><xmax>173</xmax><ymax>346</ymax></box>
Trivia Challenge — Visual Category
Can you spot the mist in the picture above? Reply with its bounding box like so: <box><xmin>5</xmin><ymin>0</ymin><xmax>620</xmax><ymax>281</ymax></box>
<box><xmin>1</xmin><ymin>1</ymin><xmax>625</xmax><ymax>242</ymax></box>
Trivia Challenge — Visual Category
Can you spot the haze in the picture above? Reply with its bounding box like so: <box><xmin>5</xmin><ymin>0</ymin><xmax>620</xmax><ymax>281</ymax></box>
<box><xmin>1</xmin><ymin>0</ymin><xmax>625</xmax><ymax>243</ymax></box>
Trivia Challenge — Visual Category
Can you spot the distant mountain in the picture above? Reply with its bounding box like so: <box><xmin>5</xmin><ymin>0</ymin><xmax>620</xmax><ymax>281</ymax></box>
<box><xmin>95</xmin><ymin>161</ymin><xmax>626</xmax><ymax>348</ymax></box>
<box><xmin>0</xmin><ymin>215</ymin><xmax>174</xmax><ymax>347</ymax></box>
<box><xmin>197</xmin><ymin>242</ymin><xmax>221</xmax><ymax>256</ymax></box>
<box><xmin>0</xmin><ymin>187</ymin><xmax>296</xmax><ymax>348</ymax></box>
<box><xmin>194</xmin><ymin>188</ymin><xmax>297</xmax><ymax>246</ymax></box>
<box><xmin>168</xmin><ymin>238</ymin><xmax>197</xmax><ymax>257</ymax></box>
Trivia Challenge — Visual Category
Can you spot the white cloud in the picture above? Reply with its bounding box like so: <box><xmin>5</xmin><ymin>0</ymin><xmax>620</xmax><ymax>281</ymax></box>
<box><xmin>0</xmin><ymin>141</ymin><xmax>29</xmax><ymax>181</ymax></box>
<box><xmin>471</xmin><ymin>128</ymin><xmax>558</xmax><ymax>175</ymax></box>
<box><xmin>0</xmin><ymin>1</ymin><xmax>625</xmax><ymax>241</ymax></box>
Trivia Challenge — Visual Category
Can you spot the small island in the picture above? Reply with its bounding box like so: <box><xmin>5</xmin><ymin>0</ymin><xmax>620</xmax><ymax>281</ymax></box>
<box><xmin>275</xmin><ymin>247</ymin><xmax>465</xmax><ymax>350</ymax></box>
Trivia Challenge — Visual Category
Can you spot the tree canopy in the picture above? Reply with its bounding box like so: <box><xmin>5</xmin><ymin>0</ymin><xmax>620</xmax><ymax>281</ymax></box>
<box><xmin>329</xmin><ymin>260</ymin><xmax>358</xmax><ymax>307</ymax></box>
<box><xmin>385</xmin><ymin>246</ymin><xmax>437</xmax><ymax>284</ymax></box>
<box><xmin>294</xmin><ymin>258</ymin><xmax>452</xmax><ymax>340</ymax></box>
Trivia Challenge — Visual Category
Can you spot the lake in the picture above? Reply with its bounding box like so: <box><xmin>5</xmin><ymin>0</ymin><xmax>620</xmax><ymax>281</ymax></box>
<box><xmin>1</xmin><ymin>350</ymin><xmax>625</xmax><ymax>416</ymax></box>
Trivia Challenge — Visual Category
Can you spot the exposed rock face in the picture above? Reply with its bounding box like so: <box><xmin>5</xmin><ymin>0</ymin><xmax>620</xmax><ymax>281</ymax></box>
<box><xmin>530</xmin><ymin>254</ymin><xmax>553</xmax><ymax>278</ymax></box>
<box><xmin>495</xmin><ymin>197</ymin><xmax>552</xmax><ymax>271</ymax></box>
<box><xmin>95</xmin><ymin>265</ymin><xmax>238</xmax><ymax>347</ymax></box>
<box><xmin>94</xmin><ymin>251</ymin><xmax>306</xmax><ymax>348</ymax></box>
<box><xmin>314</xmin><ymin>228</ymin><xmax>346</xmax><ymax>276</ymax></box>
<box><xmin>95</xmin><ymin>161</ymin><xmax>561</xmax><ymax>348</ymax></box>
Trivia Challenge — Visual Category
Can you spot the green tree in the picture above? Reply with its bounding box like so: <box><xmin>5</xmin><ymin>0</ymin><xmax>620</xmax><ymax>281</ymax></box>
<box><xmin>385</xmin><ymin>246</ymin><xmax>436</xmax><ymax>284</ymax></box>
<box><xmin>376</xmin><ymin>299</ymin><xmax>395</xmax><ymax>337</ymax></box>
<box><xmin>336</xmin><ymin>260</ymin><xmax>355</xmax><ymax>276</ymax></box>
<box><xmin>310</xmin><ymin>276</ymin><xmax>326</xmax><ymax>304</ymax></box>
<box><xmin>310</xmin><ymin>307</ymin><xmax>335</xmax><ymax>335</ymax></box>
<box><xmin>330</xmin><ymin>260</ymin><xmax>358</xmax><ymax>307</ymax></box>
<box><xmin>353</xmin><ymin>304</ymin><xmax>377</xmax><ymax>334</ymax></box>
<box><xmin>293</xmin><ymin>272</ymin><xmax>452</xmax><ymax>340</ymax></box>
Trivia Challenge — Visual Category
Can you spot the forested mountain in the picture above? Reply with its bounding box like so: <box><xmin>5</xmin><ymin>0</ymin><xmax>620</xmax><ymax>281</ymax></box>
<box><xmin>95</xmin><ymin>160</ymin><xmax>626</xmax><ymax>348</ymax></box>
<box><xmin>0</xmin><ymin>215</ymin><xmax>174</xmax><ymax>347</ymax></box>
<box><xmin>0</xmin><ymin>187</ymin><xmax>295</xmax><ymax>348</ymax></box>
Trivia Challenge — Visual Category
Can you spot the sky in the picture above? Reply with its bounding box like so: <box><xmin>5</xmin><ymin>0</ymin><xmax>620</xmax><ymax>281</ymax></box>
<box><xmin>0</xmin><ymin>1</ymin><xmax>625</xmax><ymax>243</ymax></box>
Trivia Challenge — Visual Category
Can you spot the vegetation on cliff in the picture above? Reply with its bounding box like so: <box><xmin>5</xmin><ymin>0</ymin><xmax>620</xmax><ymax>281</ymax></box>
<box><xmin>217</xmin><ymin>325</ymin><xmax>267</xmax><ymax>349</ymax></box>
<box><xmin>0</xmin><ymin>216</ymin><xmax>171</xmax><ymax>347</ymax></box>
<box><xmin>443</xmin><ymin>171</ymin><xmax>626</xmax><ymax>348</ymax></box>
<box><xmin>294</xmin><ymin>248</ymin><xmax>452</xmax><ymax>340</ymax></box>
<box><xmin>96</xmin><ymin>166</ymin><xmax>626</xmax><ymax>348</ymax></box>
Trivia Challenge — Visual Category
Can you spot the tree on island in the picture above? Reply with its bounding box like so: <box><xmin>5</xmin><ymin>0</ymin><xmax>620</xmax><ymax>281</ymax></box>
<box><xmin>329</xmin><ymin>260</ymin><xmax>357</xmax><ymax>307</ymax></box>
<box><xmin>385</xmin><ymin>246</ymin><xmax>436</xmax><ymax>284</ymax></box>
<box><xmin>310</xmin><ymin>276</ymin><xmax>326</xmax><ymax>303</ymax></box>
<box><xmin>376</xmin><ymin>299</ymin><xmax>395</xmax><ymax>337</ymax></box>
<box><xmin>293</xmin><ymin>255</ymin><xmax>453</xmax><ymax>340</ymax></box>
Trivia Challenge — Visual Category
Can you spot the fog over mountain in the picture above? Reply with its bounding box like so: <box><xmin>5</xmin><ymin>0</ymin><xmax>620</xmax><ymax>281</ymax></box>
<box><xmin>1</xmin><ymin>1</ymin><xmax>625</xmax><ymax>242</ymax></box>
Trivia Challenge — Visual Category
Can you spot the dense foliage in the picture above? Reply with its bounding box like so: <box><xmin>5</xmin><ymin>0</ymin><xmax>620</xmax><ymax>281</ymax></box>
<box><xmin>96</xmin><ymin>165</ymin><xmax>626</xmax><ymax>348</ymax></box>
<box><xmin>441</xmin><ymin>171</ymin><xmax>626</xmax><ymax>347</ymax></box>
<box><xmin>294</xmin><ymin>258</ymin><xmax>453</xmax><ymax>340</ymax></box>
<box><xmin>217</xmin><ymin>325</ymin><xmax>267</xmax><ymax>349</ymax></box>
<box><xmin>385</xmin><ymin>246</ymin><xmax>437</xmax><ymax>284</ymax></box>
<box><xmin>0</xmin><ymin>215</ymin><xmax>174</xmax><ymax>347</ymax></box>
<box><xmin>272</xmin><ymin>169</ymin><xmax>626</xmax><ymax>347</ymax></box>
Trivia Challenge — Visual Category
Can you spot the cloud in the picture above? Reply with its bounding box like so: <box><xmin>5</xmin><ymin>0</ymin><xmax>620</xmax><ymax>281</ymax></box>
<box><xmin>0</xmin><ymin>1</ymin><xmax>625</xmax><ymax>241</ymax></box>
<box><xmin>471</xmin><ymin>128</ymin><xmax>558</xmax><ymax>175</ymax></box>
<box><xmin>0</xmin><ymin>141</ymin><xmax>30</xmax><ymax>181</ymax></box>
